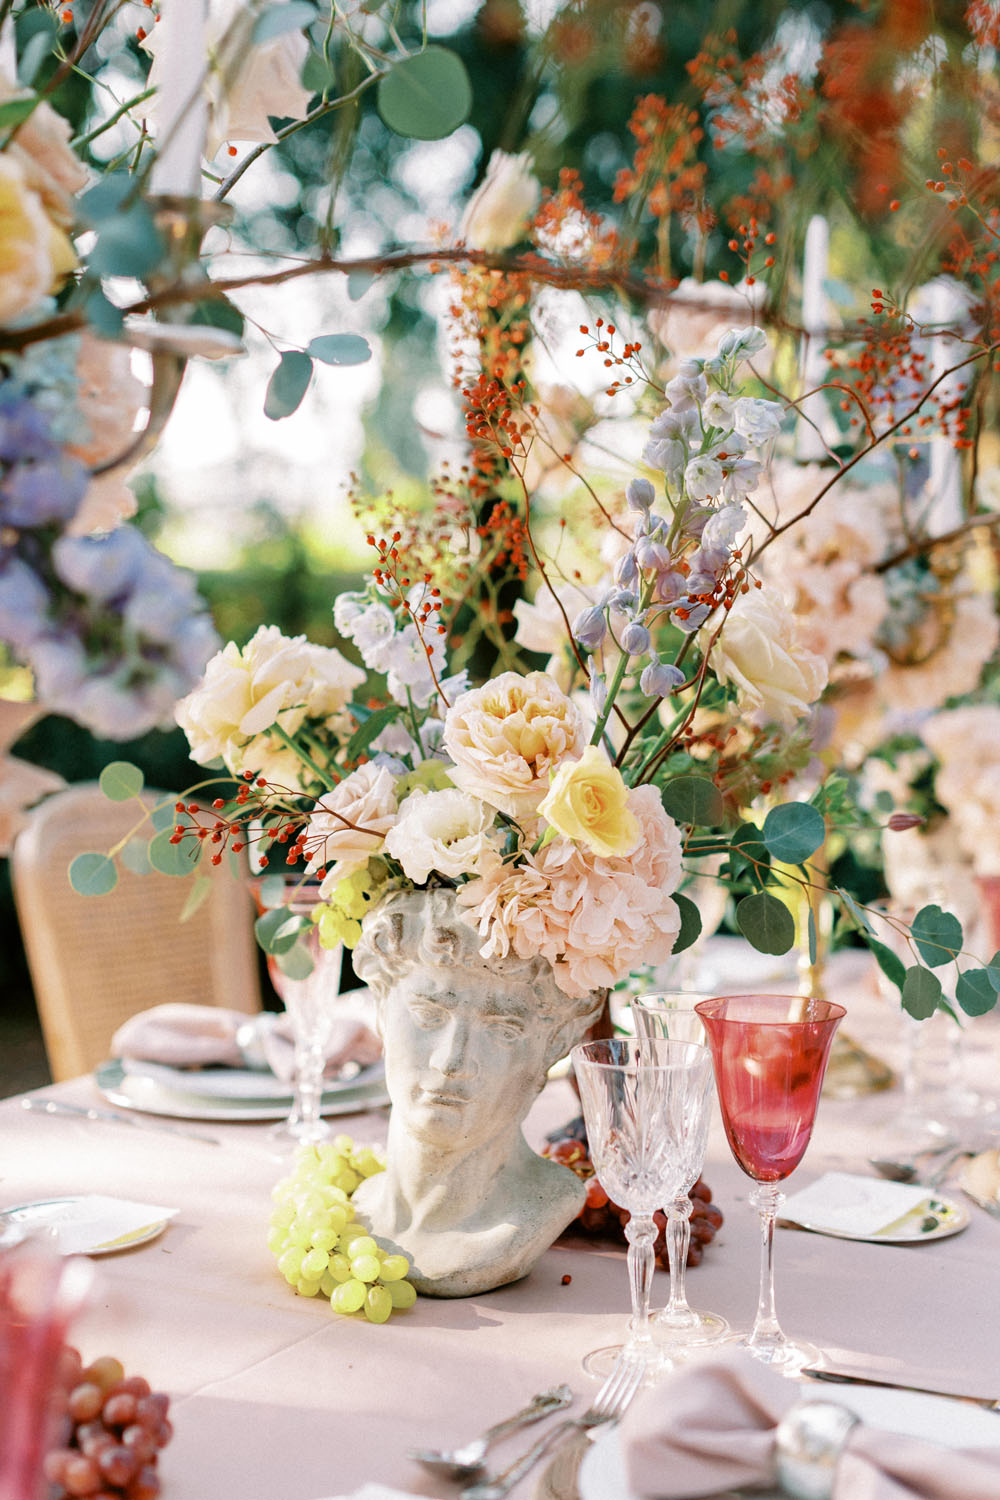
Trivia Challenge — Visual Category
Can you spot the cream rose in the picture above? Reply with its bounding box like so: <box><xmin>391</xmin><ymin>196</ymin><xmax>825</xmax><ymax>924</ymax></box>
<box><xmin>302</xmin><ymin>762</ymin><xmax>399</xmax><ymax>890</ymax></box>
<box><xmin>0</xmin><ymin>73</ymin><xmax>88</xmax><ymax>228</ymax></box>
<box><xmin>0</xmin><ymin>156</ymin><xmax>58</xmax><ymax>325</ymax></box>
<box><xmin>383</xmin><ymin>788</ymin><xmax>504</xmax><ymax>885</ymax></box>
<box><xmin>175</xmin><ymin>624</ymin><xmax>365</xmax><ymax>781</ymax></box>
<box><xmin>443</xmin><ymin>671</ymin><xmax>587</xmax><ymax>818</ymax></box>
<box><xmin>537</xmin><ymin>746</ymin><xmax>639</xmax><ymax>858</ymax></box>
<box><xmin>702</xmin><ymin>588</ymin><xmax>828</xmax><ymax>729</ymax></box>
<box><xmin>459</xmin><ymin>150</ymin><xmax>540</xmax><ymax>251</ymax></box>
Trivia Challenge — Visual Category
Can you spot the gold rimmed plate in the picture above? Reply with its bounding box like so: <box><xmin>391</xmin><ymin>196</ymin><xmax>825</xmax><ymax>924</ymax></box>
<box><xmin>779</xmin><ymin>1193</ymin><xmax>969</xmax><ymax>1244</ymax></box>
<box><xmin>0</xmin><ymin>1197</ymin><xmax>169</xmax><ymax>1256</ymax></box>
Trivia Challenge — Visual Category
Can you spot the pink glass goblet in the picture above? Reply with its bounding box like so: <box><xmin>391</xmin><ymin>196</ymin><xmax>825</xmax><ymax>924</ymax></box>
<box><xmin>0</xmin><ymin>1241</ymin><xmax>94</xmax><ymax>1500</ymax></box>
<box><xmin>694</xmin><ymin>993</ymin><xmax>845</xmax><ymax>1376</ymax></box>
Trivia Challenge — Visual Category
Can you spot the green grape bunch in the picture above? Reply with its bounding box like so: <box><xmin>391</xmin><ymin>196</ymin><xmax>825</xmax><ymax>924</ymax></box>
<box><xmin>268</xmin><ymin>1136</ymin><xmax>417</xmax><ymax>1323</ymax></box>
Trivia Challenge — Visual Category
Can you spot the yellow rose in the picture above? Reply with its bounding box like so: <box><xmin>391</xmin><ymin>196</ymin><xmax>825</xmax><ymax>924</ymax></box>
<box><xmin>0</xmin><ymin>156</ymin><xmax>54</xmax><ymax>325</ymax></box>
<box><xmin>537</xmin><ymin>746</ymin><xmax>640</xmax><ymax>859</ymax></box>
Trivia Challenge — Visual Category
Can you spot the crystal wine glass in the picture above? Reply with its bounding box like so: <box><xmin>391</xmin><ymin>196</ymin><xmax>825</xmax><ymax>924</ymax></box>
<box><xmin>268</xmin><ymin>927</ymin><xmax>344</xmax><ymax>1146</ymax></box>
<box><xmin>571</xmin><ymin>1036</ymin><xmax>715</xmax><ymax>1382</ymax></box>
<box><xmin>694</xmin><ymin>993</ymin><xmax>844</xmax><ymax>1376</ymax></box>
<box><xmin>631</xmin><ymin>993</ymin><xmax>730</xmax><ymax>1349</ymax></box>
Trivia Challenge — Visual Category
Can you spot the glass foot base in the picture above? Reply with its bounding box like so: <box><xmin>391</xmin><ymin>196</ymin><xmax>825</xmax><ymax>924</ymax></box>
<box><xmin>265</xmin><ymin>1116</ymin><xmax>332</xmax><ymax>1146</ymax></box>
<box><xmin>742</xmin><ymin>1335</ymin><xmax>822</xmax><ymax>1378</ymax></box>
<box><xmin>582</xmin><ymin>1342</ymin><xmax>671</xmax><ymax>1385</ymax></box>
<box><xmin>652</xmin><ymin>1308</ymin><xmax>731</xmax><ymax>1348</ymax></box>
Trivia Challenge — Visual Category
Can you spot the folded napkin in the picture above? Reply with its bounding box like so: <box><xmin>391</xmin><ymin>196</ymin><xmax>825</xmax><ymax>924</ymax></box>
<box><xmin>620</xmin><ymin>1351</ymin><xmax>1000</xmax><ymax>1500</ymax></box>
<box><xmin>110</xmin><ymin>999</ymin><xmax>382</xmax><ymax>1081</ymax></box>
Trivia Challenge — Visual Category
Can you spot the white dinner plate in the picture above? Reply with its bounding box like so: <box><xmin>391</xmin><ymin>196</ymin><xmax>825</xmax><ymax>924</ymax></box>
<box><xmin>779</xmin><ymin>1192</ymin><xmax>969</xmax><ymax>1244</ymax></box>
<box><xmin>94</xmin><ymin>1059</ymin><xmax>390</xmax><ymax>1122</ymax></box>
<box><xmin>120</xmin><ymin>1057</ymin><xmax>384</xmax><ymax>1103</ymax></box>
<box><xmin>0</xmin><ymin>1197</ymin><xmax>168</xmax><ymax>1256</ymax></box>
<box><xmin>580</xmin><ymin>1383</ymin><xmax>1000</xmax><ymax>1500</ymax></box>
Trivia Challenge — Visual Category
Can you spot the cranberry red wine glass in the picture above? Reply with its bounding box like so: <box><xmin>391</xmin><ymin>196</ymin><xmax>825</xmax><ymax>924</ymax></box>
<box><xmin>694</xmin><ymin>993</ymin><xmax>845</xmax><ymax>1376</ymax></box>
<box><xmin>571</xmin><ymin>1036</ymin><xmax>715</xmax><ymax>1382</ymax></box>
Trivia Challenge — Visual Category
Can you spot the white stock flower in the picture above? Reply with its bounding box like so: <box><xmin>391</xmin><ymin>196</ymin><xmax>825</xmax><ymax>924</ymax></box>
<box><xmin>460</xmin><ymin>150</ymin><xmax>540</xmax><ymax>251</ymax></box>
<box><xmin>383</xmin><ymin>623</ymin><xmax>447</xmax><ymax>709</ymax></box>
<box><xmin>702</xmin><ymin>390</ymin><xmax>735</xmax><ymax>429</ymax></box>
<box><xmin>703</xmin><ymin>588</ymin><xmax>828</xmax><ymax>729</ymax></box>
<box><xmin>732</xmin><ymin>397</ymin><xmax>784</xmax><ymax>445</ymax></box>
<box><xmin>684</xmin><ymin>455</ymin><xmax>724</xmax><ymax>501</ymax></box>
<box><xmin>334</xmin><ymin>592</ymin><xmax>398</xmax><ymax>672</ymax></box>
<box><xmin>383</xmin><ymin>788</ymin><xmax>504</xmax><ymax>884</ymax></box>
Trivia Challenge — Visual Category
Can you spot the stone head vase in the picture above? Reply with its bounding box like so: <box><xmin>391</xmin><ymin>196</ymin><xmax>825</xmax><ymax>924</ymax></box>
<box><xmin>351</xmin><ymin>886</ymin><xmax>607</xmax><ymax>1297</ymax></box>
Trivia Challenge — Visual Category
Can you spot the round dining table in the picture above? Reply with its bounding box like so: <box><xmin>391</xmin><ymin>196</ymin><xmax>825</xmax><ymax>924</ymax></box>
<box><xmin>3</xmin><ymin>944</ymin><xmax>1000</xmax><ymax>1500</ymax></box>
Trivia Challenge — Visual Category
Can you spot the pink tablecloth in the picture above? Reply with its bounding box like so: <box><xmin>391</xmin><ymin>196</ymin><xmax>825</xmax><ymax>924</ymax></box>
<box><xmin>3</xmin><ymin>947</ymin><xmax>1000</xmax><ymax>1500</ymax></box>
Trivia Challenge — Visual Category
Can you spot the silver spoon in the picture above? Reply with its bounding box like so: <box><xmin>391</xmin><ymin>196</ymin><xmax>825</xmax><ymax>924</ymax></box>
<box><xmin>868</xmin><ymin>1144</ymin><xmax>964</xmax><ymax>1185</ymax></box>
<box><xmin>409</xmin><ymin>1384</ymin><xmax>573</xmax><ymax>1481</ymax></box>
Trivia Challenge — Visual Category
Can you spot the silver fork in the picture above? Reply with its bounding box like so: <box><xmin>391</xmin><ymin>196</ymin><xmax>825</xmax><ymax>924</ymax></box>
<box><xmin>460</xmin><ymin>1356</ymin><xmax>645</xmax><ymax>1500</ymax></box>
<box><xmin>408</xmin><ymin>1384</ymin><xmax>573</xmax><ymax>1480</ymax></box>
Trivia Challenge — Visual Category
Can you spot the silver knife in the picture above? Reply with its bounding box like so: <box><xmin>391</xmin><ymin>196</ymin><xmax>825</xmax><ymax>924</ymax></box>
<box><xmin>21</xmin><ymin>1095</ymin><xmax>222</xmax><ymax>1146</ymax></box>
<box><xmin>804</xmin><ymin>1368</ymin><xmax>1000</xmax><ymax>1410</ymax></box>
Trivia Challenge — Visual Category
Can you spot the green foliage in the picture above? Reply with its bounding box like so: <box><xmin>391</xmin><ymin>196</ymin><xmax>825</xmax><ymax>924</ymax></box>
<box><xmin>902</xmin><ymin>965</ymin><xmax>942</xmax><ymax>1020</ymax></box>
<box><xmin>308</xmin><ymin>334</ymin><xmax>371</xmax><ymax>365</ymax></box>
<box><xmin>68</xmin><ymin>853</ymin><xmax>118</xmax><ymax>897</ymax></box>
<box><xmin>761</xmin><ymin>803</ymin><xmax>826</xmax><ymax>865</ymax></box>
<box><xmin>255</xmin><ymin>906</ymin><xmax>310</xmax><ymax>955</ymax></box>
<box><xmin>265</xmin><ymin>351</ymin><xmax>314</xmax><ymax>419</ymax></box>
<box><xmin>376</xmin><ymin>48</ymin><xmax>473</xmax><ymax>140</ymax></box>
<box><xmin>910</xmin><ymin>905</ymin><xmax>963</xmax><ymax>969</ymax></box>
<box><xmin>670</xmin><ymin>892</ymin><xmax>702</xmax><ymax>955</ymax></box>
<box><xmin>660</xmin><ymin>776</ymin><xmax>724</xmax><ymax>827</ymax></box>
<box><xmin>99</xmin><ymin>762</ymin><xmax>145</xmax><ymax>802</ymax></box>
<box><xmin>149</xmin><ymin>829</ymin><xmax>202</xmax><ymax>877</ymax></box>
<box><xmin>956</xmin><ymin>970</ymin><xmax>998</xmax><ymax>1018</ymax></box>
<box><xmin>735</xmin><ymin>891</ymin><xmax>795</xmax><ymax>955</ymax></box>
<box><xmin>867</xmin><ymin>937</ymin><xmax>906</xmax><ymax>997</ymax></box>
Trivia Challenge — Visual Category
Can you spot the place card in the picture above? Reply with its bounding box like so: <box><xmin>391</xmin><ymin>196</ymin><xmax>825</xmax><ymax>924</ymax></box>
<box><xmin>779</xmin><ymin>1172</ymin><xmax>933</xmax><ymax>1237</ymax></box>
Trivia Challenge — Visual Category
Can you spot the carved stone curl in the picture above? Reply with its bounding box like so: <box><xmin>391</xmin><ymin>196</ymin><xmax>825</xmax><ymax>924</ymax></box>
<box><xmin>352</xmin><ymin>887</ymin><xmax>607</xmax><ymax>1297</ymax></box>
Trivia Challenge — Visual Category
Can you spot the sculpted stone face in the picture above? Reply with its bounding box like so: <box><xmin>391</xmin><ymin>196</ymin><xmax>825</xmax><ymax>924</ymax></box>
<box><xmin>380</xmin><ymin>966</ymin><xmax>553</xmax><ymax>1152</ymax></box>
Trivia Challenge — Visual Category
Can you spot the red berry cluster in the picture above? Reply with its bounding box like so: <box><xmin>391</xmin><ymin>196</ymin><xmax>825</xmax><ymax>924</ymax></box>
<box><xmin>44</xmin><ymin>1349</ymin><xmax>172</xmax><ymax>1500</ymax></box>
<box><xmin>544</xmin><ymin>1119</ymin><xmax>724</xmax><ymax>1269</ymax></box>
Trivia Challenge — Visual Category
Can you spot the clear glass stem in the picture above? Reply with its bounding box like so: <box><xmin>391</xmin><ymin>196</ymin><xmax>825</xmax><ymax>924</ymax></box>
<box><xmin>748</xmin><ymin>1181</ymin><xmax>785</xmax><ymax>1359</ymax></box>
<box><xmin>624</xmin><ymin>1213</ymin><xmax>658</xmax><ymax>1354</ymax></box>
<box><xmin>291</xmin><ymin>1032</ymin><xmax>327</xmax><ymax>1144</ymax></box>
<box><xmin>661</xmin><ymin>1197</ymin><xmax>697</xmax><ymax>1328</ymax></box>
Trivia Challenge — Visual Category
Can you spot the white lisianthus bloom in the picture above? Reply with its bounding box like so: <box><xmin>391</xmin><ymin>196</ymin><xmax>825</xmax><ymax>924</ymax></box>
<box><xmin>384</xmin><ymin>623</ymin><xmax>447</xmax><ymax>709</ymax></box>
<box><xmin>383</xmin><ymin>788</ymin><xmax>504</xmax><ymax>885</ymax></box>
<box><xmin>684</xmin><ymin>455</ymin><xmax>724</xmax><ymax>501</ymax></box>
<box><xmin>141</xmin><ymin>0</ymin><xmax>312</xmax><ymax>157</ymax></box>
<box><xmin>733</xmin><ymin>397</ymin><xmax>784</xmax><ymax>445</ymax></box>
<box><xmin>702</xmin><ymin>588</ymin><xmax>828</xmax><ymax>729</ymax></box>
<box><xmin>302</xmin><ymin>762</ymin><xmax>400</xmax><ymax>890</ymax></box>
<box><xmin>459</xmin><ymin>150</ymin><xmax>540</xmax><ymax>251</ymax></box>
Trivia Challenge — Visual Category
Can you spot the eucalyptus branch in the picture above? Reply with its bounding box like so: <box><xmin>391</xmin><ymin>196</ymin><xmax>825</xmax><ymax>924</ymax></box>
<box><xmin>214</xmin><ymin>72</ymin><xmax>383</xmax><ymax>201</ymax></box>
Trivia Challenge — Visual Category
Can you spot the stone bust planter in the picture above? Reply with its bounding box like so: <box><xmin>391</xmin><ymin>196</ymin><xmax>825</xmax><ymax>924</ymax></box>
<box><xmin>351</xmin><ymin>887</ymin><xmax>607</xmax><ymax>1297</ymax></box>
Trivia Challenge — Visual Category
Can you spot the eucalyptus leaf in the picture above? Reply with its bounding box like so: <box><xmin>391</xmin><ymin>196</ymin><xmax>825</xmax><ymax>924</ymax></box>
<box><xmin>150</xmin><ymin>802</ymin><xmax>178</xmax><ymax>833</ymax></box>
<box><xmin>660</xmin><ymin>775</ymin><xmax>725</xmax><ymax>828</ymax></box>
<box><xmin>275</xmin><ymin>941</ymin><xmax>316</xmax><ymax>980</ymax></box>
<box><xmin>911</xmin><ymin>904</ymin><xmax>963</xmax><ymax>969</ymax></box>
<box><xmin>670</xmin><ymin>892</ymin><xmax>702</xmax><ymax>956</ymax></box>
<box><xmin>68</xmin><ymin>852</ymin><xmax>118</xmax><ymax>897</ymax></box>
<box><xmin>264</xmin><ymin>351</ymin><xmax>313</xmax><ymax>419</ymax></box>
<box><xmin>376</xmin><ymin>48</ymin><xmax>473</xmax><ymax>141</ymax></box>
<box><xmin>901</xmin><ymin>964</ymin><xmax>942</xmax><ymax>1020</ymax></box>
<box><xmin>99</xmin><ymin>760</ymin><xmax>144</xmax><ymax>802</ymax></box>
<box><xmin>16</xmin><ymin>10</ymin><xmax>58</xmax><ymax>86</ymax></box>
<box><xmin>955</xmin><ymin>970</ymin><xmax>998</xmax><ymax>1017</ymax></box>
<box><xmin>180</xmin><ymin>876</ymin><xmax>213</xmax><ymax>923</ymax></box>
<box><xmin>148</xmin><ymin>829</ymin><xmax>202</xmax><ymax>876</ymax></box>
<box><xmin>988</xmin><ymin>951</ymin><xmax>1000</xmax><ymax>992</ymax></box>
<box><xmin>834</xmin><ymin>886</ymin><xmax>874</xmax><ymax>936</ymax></box>
<box><xmin>867</xmin><ymin>936</ymin><xmax>906</xmax><ymax>995</ymax></box>
<box><xmin>807</xmin><ymin>907</ymin><xmax>817</xmax><ymax>966</ymax></box>
<box><xmin>252</xmin><ymin>1</ymin><xmax>317</xmax><ymax>45</ymax></box>
<box><xmin>88</xmin><ymin>204</ymin><xmax>164</xmax><ymax>279</ymax></box>
<box><xmin>302</xmin><ymin>48</ymin><xmax>336</xmax><ymax>94</ymax></box>
<box><xmin>307</xmin><ymin>333</ymin><xmax>372</xmax><ymax>366</ymax></box>
<box><xmin>735</xmin><ymin>891</ymin><xmax>795</xmax><ymax>956</ymax></box>
<box><xmin>348</xmin><ymin>271</ymin><xmax>375</xmax><ymax>301</ymax></box>
<box><xmin>256</xmin><ymin>873</ymin><xmax>294</xmax><ymax>909</ymax></box>
<box><xmin>82</xmin><ymin>288</ymin><xmax>124</xmax><ymax>337</ymax></box>
<box><xmin>120</xmin><ymin>837</ymin><xmax>153</xmax><ymax>877</ymax></box>
<box><xmin>762</xmin><ymin>802</ymin><xmax>826</xmax><ymax>865</ymax></box>
<box><xmin>255</xmin><ymin>907</ymin><xmax>309</xmax><ymax>955</ymax></box>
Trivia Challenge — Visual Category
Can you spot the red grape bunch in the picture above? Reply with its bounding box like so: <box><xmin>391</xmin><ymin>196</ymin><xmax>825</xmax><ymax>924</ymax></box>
<box><xmin>544</xmin><ymin>1117</ymin><xmax>724</xmax><ymax>1268</ymax></box>
<box><xmin>44</xmin><ymin>1348</ymin><xmax>172</xmax><ymax>1500</ymax></box>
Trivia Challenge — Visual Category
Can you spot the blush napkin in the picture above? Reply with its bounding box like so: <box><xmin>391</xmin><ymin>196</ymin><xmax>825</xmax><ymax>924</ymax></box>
<box><xmin>110</xmin><ymin>1000</ymin><xmax>381</xmax><ymax>1081</ymax></box>
<box><xmin>619</xmin><ymin>1351</ymin><xmax>1000</xmax><ymax>1500</ymax></box>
